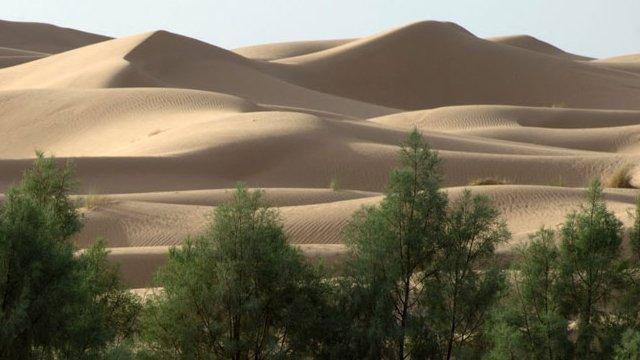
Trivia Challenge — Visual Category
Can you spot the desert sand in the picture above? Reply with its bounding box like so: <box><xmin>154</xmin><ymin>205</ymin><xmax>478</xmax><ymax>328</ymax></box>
<box><xmin>1</xmin><ymin>20</ymin><xmax>639</xmax><ymax>287</ymax></box>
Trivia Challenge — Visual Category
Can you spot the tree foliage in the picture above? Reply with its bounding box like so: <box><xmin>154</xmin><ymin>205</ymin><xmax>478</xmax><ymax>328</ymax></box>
<box><xmin>557</xmin><ymin>180</ymin><xmax>628</xmax><ymax>358</ymax></box>
<box><xmin>336</xmin><ymin>129</ymin><xmax>507</xmax><ymax>359</ymax></box>
<box><xmin>17</xmin><ymin>151</ymin><xmax>81</xmax><ymax>241</ymax></box>
<box><xmin>430</xmin><ymin>191</ymin><xmax>509</xmax><ymax>359</ymax></box>
<box><xmin>141</xmin><ymin>185</ymin><xmax>330</xmax><ymax>359</ymax></box>
<box><xmin>486</xmin><ymin>229</ymin><xmax>571</xmax><ymax>359</ymax></box>
<box><xmin>0</xmin><ymin>152</ymin><xmax>139</xmax><ymax>358</ymax></box>
<box><xmin>487</xmin><ymin>180</ymin><xmax>638</xmax><ymax>359</ymax></box>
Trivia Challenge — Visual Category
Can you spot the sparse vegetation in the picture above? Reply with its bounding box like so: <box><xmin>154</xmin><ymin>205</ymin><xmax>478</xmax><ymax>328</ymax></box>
<box><xmin>550</xmin><ymin>175</ymin><xmax>566</xmax><ymax>187</ymax></box>
<box><xmin>83</xmin><ymin>188</ymin><xmax>113</xmax><ymax>210</ymax></box>
<box><xmin>606</xmin><ymin>163</ymin><xmax>636</xmax><ymax>189</ymax></box>
<box><xmin>329</xmin><ymin>175</ymin><xmax>341</xmax><ymax>191</ymax></box>
<box><xmin>469</xmin><ymin>177</ymin><xmax>509</xmax><ymax>186</ymax></box>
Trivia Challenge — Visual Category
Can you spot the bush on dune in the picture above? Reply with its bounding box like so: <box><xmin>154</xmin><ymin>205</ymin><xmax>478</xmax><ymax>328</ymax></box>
<box><xmin>606</xmin><ymin>163</ymin><xmax>636</xmax><ymax>189</ymax></box>
<box><xmin>469</xmin><ymin>177</ymin><xmax>509</xmax><ymax>186</ymax></box>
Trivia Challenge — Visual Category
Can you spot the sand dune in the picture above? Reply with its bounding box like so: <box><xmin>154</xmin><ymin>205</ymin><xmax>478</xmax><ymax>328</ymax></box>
<box><xmin>0</xmin><ymin>46</ymin><xmax>48</xmax><ymax>68</ymax></box>
<box><xmin>592</xmin><ymin>54</ymin><xmax>640</xmax><ymax>74</ymax></box>
<box><xmin>371</xmin><ymin>105</ymin><xmax>640</xmax><ymax>152</ymax></box>
<box><xmin>0</xmin><ymin>31</ymin><xmax>394</xmax><ymax>118</ymax></box>
<box><xmin>70</xmin><ymin>185</ymin><xmax>640</xmax><ymax>247</ymax></box>
<box><xmin>2</xmin><ymin>19</ymin><xmax>640</xmax><ymax>287</ymax></box>
<box><xmin>90</xmin><ymin>186</ymin><xmax>639</xmax><ymax>287</ymax></box>
<box><xmin>371</xmin><ymin>105</ymin><xmax>640</xmax><ymax>130</ymax></box>
<box><xmin>0</xmin><ymin>19</ymin><xmax>109</xmax><ymax>54</ymax></box>
<box><xmin>490</xmin><ymin>35</ymin><xmax>591</xmax><ymax>60</ymax></box>
<box><xmin>235</xmin><ymin>33</ymin><xmax>591</xmax><ymax>62</ymax></box>
<box><xmin>1</xmin><ymin>95</ymin><xmax>632</xmax><ymax>195</ymax></box>
<box><xmin>269</xmin><ymin>21</ymin><xmax>640</xmax><ymax>110</ymax></box>
<box><xmin>234</xmin><ymin>39</ymin><xmax>351</xmax><ymax>61</ymax></box>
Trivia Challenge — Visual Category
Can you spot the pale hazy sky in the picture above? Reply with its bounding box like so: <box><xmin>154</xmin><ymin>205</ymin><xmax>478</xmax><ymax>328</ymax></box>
<box><xmin>4</xmin><ymin>0</ymin><xmax>639</xmax><ymax>59</ymax></box>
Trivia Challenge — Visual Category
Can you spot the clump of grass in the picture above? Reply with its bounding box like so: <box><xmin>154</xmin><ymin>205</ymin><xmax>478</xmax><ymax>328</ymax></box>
<box><xmin>469</xmin><ymin>177</ymin><xmax>509</xmax><ymax>186</ymax></box>
<box><xmin>550</xmin><ymin>175</ymin><xmax>566</xmax><ymax>187</ymax></box>
<box><xmin>329</xmin><ymin>176</ymin><xmax>341</xmax><ymax>192</ymax></box>
<box><xmin>605</xmin><ymin>164</ymin><xmax>636</xmax><ymax>189</ymax></box>
<box><xmin>551</xmin><ymin>101</ymin><xmax>567</xmax><ymax>108</ymax></box>
<box><xmin>83</xmin><ymin>189</ymin><xmax>112</xmax><ymax>210</ymax></box>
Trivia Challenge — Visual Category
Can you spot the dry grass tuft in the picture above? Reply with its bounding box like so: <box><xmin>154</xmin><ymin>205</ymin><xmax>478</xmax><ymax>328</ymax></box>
<box><xmin>329</xmin><ymin>176</ymin><xmax>341</xmax><ymax>192</ymax></box>
<box><xmin>469</xmin><ymin>177</ymin><xmax>509</xmax><ymax>186</ymax></box>
<box><xmin>83</xmin><ymin>190</ymin><xmax>113</xmax><ymax>210</ymax></box>
<box><xmin>605</xmin><ymin>164</ymin><xmax>636</xmax><ymax>189</ymax></box>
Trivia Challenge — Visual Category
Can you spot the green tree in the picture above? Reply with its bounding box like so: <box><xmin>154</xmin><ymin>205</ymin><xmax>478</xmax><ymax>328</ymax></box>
<box><xmin>336</xmin><ymin>130</ymin><xmax>507</xmax><ymax>359</ymax></box>
<box><xmin>0</xmin><ymin>153</ymin><xmax>139</xmax><ymax>358</ymax></box>
<box><xmin>486</xmin><ymin>229</ymin><xmax>571</xmax><ymax>359</ymax></box>
<box><xmin>629</xmin><ymin>196</ymin><xmax>640</xmax><ymax>262</ymax></box>
<box><xmin>613</xmin><ymin>328</ymin><xmax>640</xmax><ymax>359</ymax></box>
<box><xmin>557</xmin><ymin>179</ymin><xmax>628</xmax><ymax>358</ymax></box>
<box><xmin>429</xmin><ymin>191</ymin><xmax>509</xmax><ymax>359</ymax></box>
<box><xmin>140</xmin><ymin>185</ymin><xmax>330</xmax><ymax>359</ymax></box>
<box><xmin>60</xmin><ymin>239</ymin><xmax>141</xmax><ymax>359</ymax></box>
<box><xmin>0</xmin><ymin>188</ymin><xmax>78</xmax><ymax>358</ymax></box>
<box><xmin>337</xmin><ymin>129</ymin><xmax>447</xmax><ymax>359</ymax></box>
<box><xmin>17</xmin><ymin>151</ymin><xmax>81</xmax><ymax>241</ymax></box>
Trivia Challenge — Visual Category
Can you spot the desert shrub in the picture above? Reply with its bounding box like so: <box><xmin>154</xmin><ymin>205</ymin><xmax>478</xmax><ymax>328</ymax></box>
<box><xmin>329</xmin><ymin>176</ymin><xmax>341</xmax><ymax>191</ymax></box>
<box><xmin>606</xmin><ymin>163</ymin><xmax>636</xmax><ymax>189</ymax></box>
<box><xmin>83</xmin><ymin>189</ymin><xmax>113</xmax><ymax>210</ymax></box>
<box><xmin>469</xmin><ymin>177</ymin><xmax>508</xmax><ymax>186</ymax></box>
<box><xmin>140</xmin><ymin>185</ymin><xmax>332</xmax><ymax>358</ymax></box>
<box><xmin>550</xmin><ymin>175</ymin><xmax>566</xmax><ymax>187</ymax></box>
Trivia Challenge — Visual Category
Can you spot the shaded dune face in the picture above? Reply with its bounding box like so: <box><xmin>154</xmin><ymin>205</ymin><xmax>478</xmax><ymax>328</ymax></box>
<box><xmin>1</xmin><ymin>19</ymin><xmax>640</xmax><ymax>287</ymax></box>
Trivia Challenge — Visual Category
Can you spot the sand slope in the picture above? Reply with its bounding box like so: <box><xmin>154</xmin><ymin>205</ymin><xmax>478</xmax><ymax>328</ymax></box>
<box><xmin>2</xmin><ymin>19</ymin><xmax>640</xmax><ymax>287</ymax></box>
